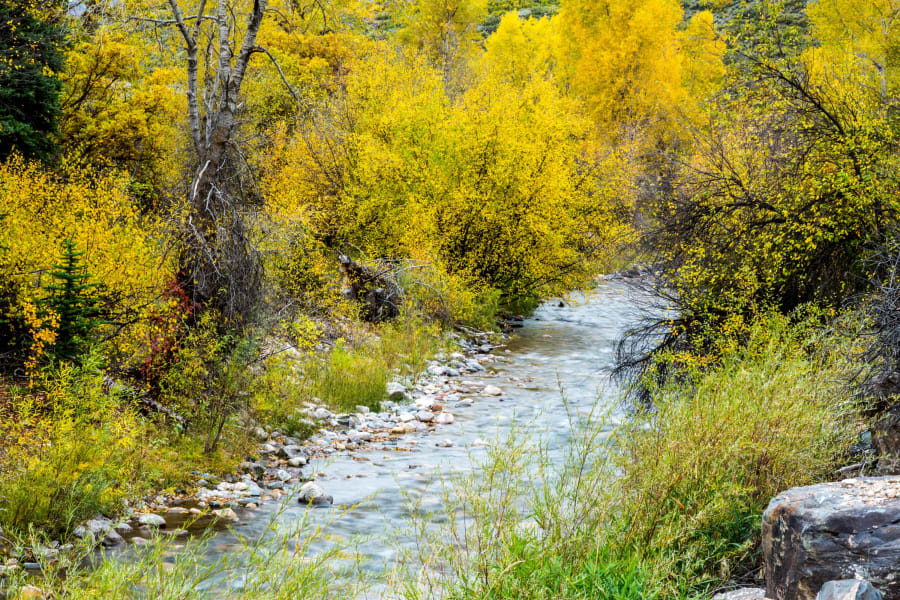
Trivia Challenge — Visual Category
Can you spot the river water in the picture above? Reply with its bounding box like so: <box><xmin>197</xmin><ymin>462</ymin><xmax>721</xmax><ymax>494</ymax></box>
<box><xmin>143</xmin><ymin>279</ymin><xmax>645</xmax><ymax>596</ymax></box>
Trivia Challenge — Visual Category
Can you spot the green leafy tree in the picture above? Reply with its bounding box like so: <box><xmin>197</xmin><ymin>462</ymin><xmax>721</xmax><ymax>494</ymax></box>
<box><xmin>0</xmin><ymin>0</ymin><xmax>66</xmax><ymax>160</ymax></box>
<box><xmin>39</xmin><ymin>240</ymin><xmax>103</xmax><ymax>363</ymax></box>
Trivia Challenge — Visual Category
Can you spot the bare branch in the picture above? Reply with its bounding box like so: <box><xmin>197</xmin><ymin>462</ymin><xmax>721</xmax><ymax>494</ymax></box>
<box><xmin>253</xmin><ymin>45</ymin><xmax>301</xmax><ymax>104</ymax></box>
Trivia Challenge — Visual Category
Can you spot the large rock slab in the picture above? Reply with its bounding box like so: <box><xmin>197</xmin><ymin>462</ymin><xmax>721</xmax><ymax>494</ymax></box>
<box><xmin>816</xmin><ymin>580</ymin><xmax>883</xmax><ymax>600</ymax></box>
<box><xmin>762</xmin><ymin>476</ymin><xmax>900</xmax><ymax>600</ymax></box>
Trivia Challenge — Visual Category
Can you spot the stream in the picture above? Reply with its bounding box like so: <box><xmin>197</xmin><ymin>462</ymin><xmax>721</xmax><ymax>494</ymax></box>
<box><xmin>120</xmin><ymin>279</ymin><xmax>645</xmax><ymax>596</ymax></box>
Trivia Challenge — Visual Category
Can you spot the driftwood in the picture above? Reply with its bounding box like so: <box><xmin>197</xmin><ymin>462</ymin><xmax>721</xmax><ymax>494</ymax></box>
<box><xmin>338</xmin><ymin>254</ymin><xmax>402</xmax><ymax>322</ymax></box>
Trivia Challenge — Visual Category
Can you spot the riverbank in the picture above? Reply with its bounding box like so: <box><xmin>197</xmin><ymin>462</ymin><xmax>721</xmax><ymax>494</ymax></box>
<box><xmin>0</xmin><ymin>282</ymin><xmax>880</xmax><ymax>600</ymax></box>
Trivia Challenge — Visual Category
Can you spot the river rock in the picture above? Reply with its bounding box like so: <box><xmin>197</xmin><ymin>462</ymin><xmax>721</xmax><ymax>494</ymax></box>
<box><xmin>19</xmin><ymin>585</ymin><xmax>46</xmax><ymax>599</ymax></box>
<box><xmin>349</xmin><ymin>430</ymin><xmax>373</xmax><ymax>442</ymax></box>
<box><xmin>762</xmin><ymin>476</ymin><xmax>900</xmax><ymax>599</ymax></box>
<box><xmin>137</xmin><ymin>513</ymin><xmax>166</xmax><ymax>528</ymax></box>
<box><xmin>212</xmin><ymin>508</ymin><xmax>238</xmax><ymax>523</ymax></box>
<box><xmin>416</xmin><ymin>410</ymin><xmax>435</xmax><ymax>422</ymax></box>
<box><xmin>298</xmin><ymin>481</ymin><xmax>333</xmax><ymax>506</ymax></box>
<box><xmin>386</xmin><ymin>382</ymin><xmax>409</xmax><ymax>401</ymax></box>
<box><xmin>288</xmin><ymin>456</ymin><xmax>307</xmax><ymax>467</ymax></box>
<box><xmin>435</xmin><ymin>412</ymin><xmax>454</xmax><ymax>425</ymax></box>
<box><xmin>279</xmin><ymin>445</ymin><xmax>306</xmax><ymax>460</ymax></box>
<box><xmin>428</xmin><ymin>365</ymin><xmax>449</xmax><ymax>377</ymax></box>
<box><xmin>482</xmin><ymin>385</ymin><xmax>503</xmax><ymax>396</ymax></box>
<box><xmin>313</xmin><ymin>407</ymin><xmax>333</xmax><ymax>420</ymax></box>
<box><xmin>275</xmin><ymin>469</ymin><xmax>291</xmax><ymax>482</ymax></box>
<box><xmin>398</xmin><ymin>412</ymin><xmax>415</xmax><ymax>422</ymax></box>
<box><xmin>128</xmin><ymin>537</ymin><xmax>149</xmax><ymax>546</ymax></box>
<box><xmin>252</xmin><ymin>426</ymin><xmax>269</xmax><ymax>441</ymax></box>
<box><xmin>114</xmin><ymin>522</ymin><xmax>132</xmax><ymax>535</ymax></box>
<box><xmin>816</xmin><ymin>581</ymin><xmax>883</xmax><ymax>600</ymax></box>
<box><xmin>240</xmin><ymin>461</ymin><xmax>266</xmax><ymax>477</ymax></box>
<box><xmin>712</xmin><ymin>589</ymin><xmax>767</xmax><ymax>600</ymax></box>
<box><xmin>73</xmin><ymin>518</ymin><xmax>113</xmax><ymax>540</ymax></box>
<box><xmin>466</xmin><ymin>359</ymin><xmax>486</xmax><ymax>372</ymax></box>
<box><xmin>415</xmin><ymin>396</ymin><xmax>438</xmax><ymax>410</ymax></box>
<box><xmin>101</xmin><ymin>530</ymin><xmax>124</xmax><ymax>547</ymax></box>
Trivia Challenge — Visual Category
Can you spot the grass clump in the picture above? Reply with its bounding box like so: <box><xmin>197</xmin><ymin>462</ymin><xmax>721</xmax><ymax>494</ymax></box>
<box><xmin>407</xmin><ymin>312</ymin><xmax>858</xmax><ymax>600</ymax></box>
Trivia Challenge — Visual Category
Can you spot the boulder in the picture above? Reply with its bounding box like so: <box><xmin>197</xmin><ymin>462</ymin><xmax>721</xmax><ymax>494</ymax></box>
<box><xmin>816</xmin><ymin>581</ymin><xmax>883</xmax><ymax>600</ymax></box>
<box><xmin>298</xmin><ymin>481</ymin><xmax>333</xmax><ymax>506</ymax></box>
<box><xmin>762</xmin><ymin>476</ymin><xmax>900</xmax><ymax>599</ymax></box>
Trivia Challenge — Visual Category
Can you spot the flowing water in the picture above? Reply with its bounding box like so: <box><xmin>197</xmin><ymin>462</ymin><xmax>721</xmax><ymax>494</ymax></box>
<box><xmin>127</xmin><ymin>279</ymin><xmax>646</xmax><ymax>595</ymax></box>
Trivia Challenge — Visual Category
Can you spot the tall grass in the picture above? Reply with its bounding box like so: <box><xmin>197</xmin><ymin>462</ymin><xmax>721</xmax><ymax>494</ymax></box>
<box><xmin>401</xmin><ymin>312</ymin><xmax>859</xmax><ymax>599</ymax></box>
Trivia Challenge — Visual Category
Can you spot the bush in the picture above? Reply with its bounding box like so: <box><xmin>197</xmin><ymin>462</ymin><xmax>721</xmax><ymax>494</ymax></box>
<box><xmin>408</xmin><ymin>313</ymin><xmax>858</xmax><ymax>599</ymax></box>
<box><xmin>0</xmin><ymin>354</ymin><xmax>140</xmax><ymax>537</ymax></box>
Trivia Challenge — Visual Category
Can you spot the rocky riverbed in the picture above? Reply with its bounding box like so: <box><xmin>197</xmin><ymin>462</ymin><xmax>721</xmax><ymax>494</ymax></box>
<box><xmin>1</xmin><ymin>280</ymin><xmax>644</xmax><ymax>587</ymax></box>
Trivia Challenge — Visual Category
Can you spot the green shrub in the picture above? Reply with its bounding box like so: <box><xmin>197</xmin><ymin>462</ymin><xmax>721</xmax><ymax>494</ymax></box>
<box><xmin>0</xmin><ymin>354</ymin><xmax>139</xmax><ymax>537</ymax></box>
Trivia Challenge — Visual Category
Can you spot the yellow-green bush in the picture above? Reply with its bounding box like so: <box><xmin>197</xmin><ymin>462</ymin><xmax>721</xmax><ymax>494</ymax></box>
<box><xmin>0</xmin><ymin>355</ymin><xmax>140</xmax><ymax>537</ymax></box>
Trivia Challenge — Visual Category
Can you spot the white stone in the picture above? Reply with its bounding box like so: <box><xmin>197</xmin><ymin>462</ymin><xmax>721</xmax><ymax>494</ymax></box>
<box><xmin>212</xmin><ymin>508</ymin><xmax>238</xmax><ymax>523</ymax></box>
<box><xmin>137</xmin><ymin>513</ymin><xmax>166</xmax><ymax>528</ymax></box>
<box><xmin>435</xmin><ymin>412</ymin><xmax>454</xmax><ymax>425</ymax></box>
<box><xmin>482</xmin><ymin>385</ymin><xmax>503</xmax><ymax>396</ymax></box>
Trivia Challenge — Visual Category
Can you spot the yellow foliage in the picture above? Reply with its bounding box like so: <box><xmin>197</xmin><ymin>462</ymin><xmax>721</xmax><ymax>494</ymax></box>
<box><xmin>0</xmin><ymin>156</ymin><xmax>172</xmax><ymax>367</ymax></box>
<box><xmin>481</xmin><ymin>12</ymin><xmax>556</xmax><ymax>84</ymax></box>
<box><xmin>264</xmin><ymin>44</ymin><xmax>633</xmax><ymax>312</ymax></box>
<box><xmin>807</xmin><ymin>0</ymin><xmax>900</xmax><ymax>95</ymax></box>
<box><xmin>59</xmin><ymin>31</ymin><xmax>185</xmax><ymax>198</ymax></box>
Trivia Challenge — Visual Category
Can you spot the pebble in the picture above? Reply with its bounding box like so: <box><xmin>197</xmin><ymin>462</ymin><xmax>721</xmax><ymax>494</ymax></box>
<box><xmin>416</xmin><ymin>410</ymin><xmax>435</xmax><ymax>422</ymax></box>
<box><xmin>482</xmin><ymin>385</ymin><xmax>503</xmax><ymax>396</ymax></box>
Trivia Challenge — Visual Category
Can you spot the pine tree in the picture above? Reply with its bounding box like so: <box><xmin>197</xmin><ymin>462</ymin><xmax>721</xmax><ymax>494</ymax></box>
<box><xmin>0</xmin><ymin>0</ymin><xmax>66</xmax><ymax>161</ymax></box>
<box><xmin>39</xmin><ymin>240</ymin><xmax>102</xmax><ymax>362</ymax></box>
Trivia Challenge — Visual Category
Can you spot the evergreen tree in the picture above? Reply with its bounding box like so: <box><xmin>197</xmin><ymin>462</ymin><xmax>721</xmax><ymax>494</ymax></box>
<box><xmin>0</xmin><ymin>0</ymin><xmax>66</xmax><ymax>161</ymax></box>
<box><xmin>39</xmin><ymin>240</ymin><xmax>102</xmax><ymax>362</ymax></box>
